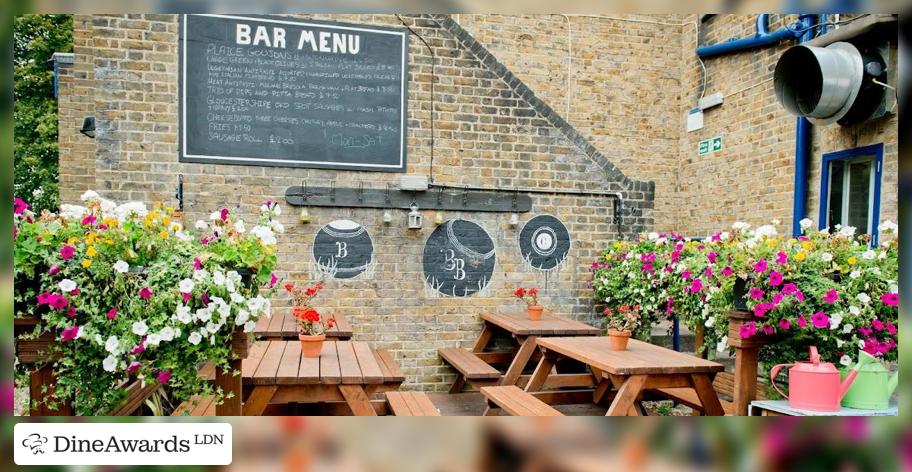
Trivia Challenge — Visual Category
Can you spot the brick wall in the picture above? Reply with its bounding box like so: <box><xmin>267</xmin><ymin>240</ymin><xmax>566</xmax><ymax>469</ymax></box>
<box><xmin>678</xmin><ymin>14</ymin><xmax>898</xmax><ymax>236</ymax></box>
<box><xmin>62</xmin><ymin>14</ymin><xmax>656</xmax><ymax>391</ymax></box>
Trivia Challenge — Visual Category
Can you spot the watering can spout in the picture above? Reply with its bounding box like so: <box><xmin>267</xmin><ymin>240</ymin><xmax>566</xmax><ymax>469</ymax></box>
<box><xmin>839</xmin><ymin>369</ymin><xmax>859</xmax><ymax>400</ymax></box>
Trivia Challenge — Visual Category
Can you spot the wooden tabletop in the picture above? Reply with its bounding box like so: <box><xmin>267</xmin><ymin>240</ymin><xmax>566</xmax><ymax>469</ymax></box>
<box><xmin>535</xmin><ymin>337</ymin><xmax>724</xmax><ymax>376</ymax></box>
<box><xmin>253</xmin><ymin>310</ymin><xmax>353</xmax><ymax>339</ymax></box>
<box><xmin>241</xmin><ymin>340</ymin><xmax>402</xmax><ymax>386</ymax></box>
<box><xmin>481</xmin><ymin>310</ymin><xmax>600</xmax><ymax>336</ymax></box>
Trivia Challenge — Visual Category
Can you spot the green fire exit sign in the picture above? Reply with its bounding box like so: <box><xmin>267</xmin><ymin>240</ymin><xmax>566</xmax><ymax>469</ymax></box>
<box><xmin>698</xmin><ymin>136</ymin><xmax>723</xmax><ymax>155</ymax></box>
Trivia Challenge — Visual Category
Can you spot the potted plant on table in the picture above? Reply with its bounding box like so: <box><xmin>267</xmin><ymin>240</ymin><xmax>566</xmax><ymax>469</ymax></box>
<box><xmin>285</xmin><ymin>281</ymin><xmax>335</xmax><ymax>357</ymax></box>
<box><xmin>604</xmin><ymin>304</ymin><xmax>641</xmax><ymax>351</ymax></box>
<box><xmin>514</xmin><ymin>287</ymin><xmax>543</xmax><ymax>320</ymax></box>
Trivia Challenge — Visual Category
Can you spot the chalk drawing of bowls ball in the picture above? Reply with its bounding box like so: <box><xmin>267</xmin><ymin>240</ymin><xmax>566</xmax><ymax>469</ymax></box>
<box><xmin>519</xmin><ymin>215</ymin><xmax>571</xmax><ymax>271</ymax></box>
<box><xmin>423</xmin><ymin>219</ymin><xmax>496</xmax><ymax>297</ymax></box>
<box><xmin>313</xmin><ymin>219</ymin><xmax>374</xmax><ymax>279</ymax></box>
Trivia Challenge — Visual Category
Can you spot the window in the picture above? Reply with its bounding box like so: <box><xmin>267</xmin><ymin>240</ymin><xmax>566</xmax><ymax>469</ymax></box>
<box><xmin>818</xmin><ymin>143</ymin><xmax>883</xmax><ymax>245</ymax></box>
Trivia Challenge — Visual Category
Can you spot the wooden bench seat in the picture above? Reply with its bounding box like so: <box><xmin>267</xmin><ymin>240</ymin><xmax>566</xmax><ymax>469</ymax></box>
<box><xmin>172</xmin><ymin>395</ymin><xmax>216</xmax><ymax>416</ymax></box>
<box><xmin>655</xmin><ymin>372</ymin><xmax>768</xmax><ymax>415</ymax></box>
<box><xmin>481</xmin><ymin>386</ymin><xmax>564</xmax><ymax>417</ymax></box>
<box><xmin>439</xmin><ymin>347</ymin><xmax>501</xmax><ymax>393</ymax></box>
<box><xmin>385</xmin><ymin>391</ymin><xmax>441</xmax><ymax>416</ymax></box>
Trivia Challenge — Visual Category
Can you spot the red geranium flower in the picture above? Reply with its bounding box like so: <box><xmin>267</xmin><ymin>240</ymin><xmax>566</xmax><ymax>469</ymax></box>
<box><xmin>514</xmin><ymin>287</ymin><xmax>526</xmax><ymax>298</ymax></box>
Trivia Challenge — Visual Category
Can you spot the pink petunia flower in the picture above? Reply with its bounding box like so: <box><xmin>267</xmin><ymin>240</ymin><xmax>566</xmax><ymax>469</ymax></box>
<box><xmin>775</xmin><ymin>251</ymin><xmax>788</xmax><ymax>265</ymax></box>
<box><xmin>707</xmin><ymin>252</ymin><xmax>718</xmax><ymax>264</ymax></box>
<box><xmin>754</xmin><ymin>303</ymin><xmax>773</xmax><ymax>318</ymax></box>
<box><xmin>67</xmin><ymin>306</ymin><xmax>76</xmax><ymax>319</ymax></box>
<box><xmin>156</xmin><ymin>370</ymin><xmax>171</xmax><ymax>384</ymax></box>
<box><xmin>60</xmin><ymin>245</ymin><xmax>75</xmax><ymax>260</ymax></box>
<box><xmin>129</xmin><ymin>342</ymin><xmax>146</xmax><ymax>355</ymax></box>
<box><xmin>689</xmin><ymin>278</ymin><xmax>703</xmax><ymax>293</ymax></box>
<box><xmin>48</xmin><ymin>265</ymin><xmax>60</xmax><ymax>276</ymax></box>
<box><xmin>721</xmin><ymin>266</ymin><xmax>733</xmax><ymax>277</ymax></box>
<box><xmin>761</xmin><ymin>325</ymin><xmax>775</xmax><ymax>336</ymax></box>
<box><xmin>768</xmin><ymin>271</ymin><xmax>783</xmax><ymax>287</ymax></box>
<box><xmin>823</xmin><ymin>289</ymin><xmax>839</xmax><ymax>304</ymax></box>
<box><xmin>797</xmin><ymin>314</ymin><xmax>808</xmax><ymax>328</ymax></box>
<box><xmin>779</xmin><ymin>318</ymin><xmax>791</xmax><ymax>330</ymax></box>
<box><xmin>13</xmin><ymin>197</ymin><xmax>28</xmax><ymax>216</ymax></box>
<box><xmin>107</xmin><ymin>308</ymin><xmax>118</xmax><ymax>320</ymax></box>
<box><xmin>705</xmin><ymin>266</ymin><xmax>714</xmax><ymax>279</ymax></box>
<box><xmin>127</xmin><ymin>362</ymin><xmax>141</xmax><ymax>374</ymax></box>
<box><xmin>795</xmin><ymin>290</ymin><xmax>806</xmax><ymax>302</ymax></box>
<box><xmin>194</xmin><ymin>258</ymin><xmax>203</xmax><ymax>271</ymax></box>
<box><xmin>781</xmin><ymin>283</ymin><xmax>798</xmax><ymax>295</ymax></box>
<box><xmin>220</xmin><ymin>208</ymin><xmax>230</xmax><ymax>222</ymax></box>
<box><xmin>881</xmin><ymin>292</ymin><xmax>898</xmax><ymax>307</ymax></box>
<box><xmin>858</xmin><ymin>326</ymin><xmax>873</xmax><ymax>336</ymax></box>
<box><xmin>665</xmin><ymin>297</ymin><xmax>674</xmax><ymax>315</ymax></box>
<box><xmin>711</xmin><ymin>231</ymin><xmax>722</xmax><ymax>242</ymax></box>
<box><xmin>739</xmin><ymin>322</ymin><xmax>757</xmax><ymax>339</ymax></box>
<box><xmin>139</xmin><ymin>287</ymin><xmax>153</xmax><ymax>300</ymax></box>
<box><xmin>811</xmin><ymin>311</ymin><xmax>830</xmax><ymax>328</ymax></box>
<box><xmin>872</xmin><ymin>319</ymin><xmax>884</xmax><ymax>332</ymax></box>
<box><xmin>81</xmin><ymin>215</ymin><xmax>96</xmax><ymax>226</ymax></box>
<box><xmin>754</xmin><ymin>259</ymin><xmax>768</xmax><ymax>274</ymax></box>
<box><xmin>49</xmin><ymin>295</ymin><xmax>69</xmax><ymax>311</ymax></box>
<box><xmin>885</xmin><ymin>322</ymin><xmax>897</xmax><ymax>335</ymax></box>
<box><xmin>182</xmin><ymin>292</ymin><xmax>192</xmax><ymax>302</ymax></box>
<box><xmin>681</xmin><ymin>270</ymin><xmax>691</xmax><ymax>280</ymax></box>
<box><xmin>60</xmin><ymin>326</ymin><xmax>80</xmax><ymax>342</ymax></box>
<box><xmin>749</xmin><ymin>287</ymin><xmax>765</xmax><ymax>300</ymax></box>
<box><xmin>269</xmin><ymin>273</ymin><xmax>278</xmax><ymax>288</ymax></box>
<box><xmin>771</xmin><ymin>293</ymin><xmax>784</xmax><ymax>306</ymax></box>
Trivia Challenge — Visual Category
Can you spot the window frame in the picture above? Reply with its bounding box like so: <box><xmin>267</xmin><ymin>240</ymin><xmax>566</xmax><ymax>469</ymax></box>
<box><xmin>818</xmin><ymin>143</ymin><xmax>883</xmax><ymax>245</ymax></box>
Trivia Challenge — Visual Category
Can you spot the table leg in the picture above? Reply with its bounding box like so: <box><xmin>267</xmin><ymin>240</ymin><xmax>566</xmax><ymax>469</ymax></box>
<box><xmin>244</xmin><ymin>386</ymin><xmax>277</xmax><ymax>416</ymax></box>
<box><xmin>524</xmin><ymin>351</ymin><xmax>556</xmax><ymax>393</ymax></box>
<box><xmin>215</xmin><ymin>358</ymin><xmax>242</xmax><ymax>416</ymax></box>
<box><xmin>606</xmin><ymin>375</ymin><xmax>647</xmax><ymax>416</ymax></box>
<box><xmin>339</xmin><ymin>385</ymin><xmax>378</xmax><ymax>416</ymax></box>
<box><xmin>471</xmin><ymin>323</ymin><xmax>495</xmax><ymax>353</ymax></box>
<box><xmin>501</xmin><ymin>336</ymin><xmax>538</xmax><ymax>387</ymax></box>
<box><xmin>691</xmin><ymin>374</ymin><xmax>726</xmax><ymax>416</ymax></box>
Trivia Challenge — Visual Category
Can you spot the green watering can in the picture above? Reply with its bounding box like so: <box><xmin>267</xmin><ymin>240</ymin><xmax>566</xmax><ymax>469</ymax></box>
<box><xmin>841</xmin><ymin>351</ymin><xmax>898</xmax><ymax>410</ymax></box>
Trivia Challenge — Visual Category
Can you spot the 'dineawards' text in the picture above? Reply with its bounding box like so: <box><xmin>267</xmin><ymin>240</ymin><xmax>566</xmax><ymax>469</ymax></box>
<box><xmin>53</xmin><ymin>434</ymin><xmax>224</xmax><ymax>453</ymax></box>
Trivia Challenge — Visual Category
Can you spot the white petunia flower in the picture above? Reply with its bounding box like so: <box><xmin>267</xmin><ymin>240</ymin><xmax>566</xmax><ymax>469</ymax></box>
<box><xmin>188</xmin><ymin>332</ymin><xmax>202</xmax><ymax>345</ymax></box>
<box><xmin>206</xmin><ymin>322</ymin><xmax>221</xmax><ymax>334</ymax></box>
<box><xmin>647</xmin><ymin>232</ymin><xmax>659</xmax><ymax>241</ymax></box>
<box><xmin>195</xmin><ymin>308</ymin><xmax>212</xmax><ymax>323</ymax></box>
<box><xmin>179</xmin><ymin>278</ymin><xmax>195</xmax><ymax>293</ymax></box>
<box><xmin>821</xmin><ymin>252</ymin><xmax>833</xmax><ymax>262</ymax></box>
<box><xmin>755</xmin><ymin>225</ymin><xmax>778</xmax><ymax>238</ymax></box>
<box><xmin>850</xmin><ymin>270</ymin><xmax>860</xmax><ymax>280</ymax></box>
<box><xmin>878</xmin><ymin>220</ymin><xmax>898</xmax><ymax>234</ymax></box>
<box><xmin>849</xmin><ymin>306</ymin><xmax>860</xmax><ymax>316</ymax></box>
<box><xmin>159</xmin><ymin>326</ymin><xmax>175</xmax><ymax>342</ymax></box>
<box><xmin>273</xmin><ymin>204</ymin><xmax>281</xmax><ymax>216</ymax></box>
<box><xmin>209</xmin><ymin>211</ymin><xmax>221</xmax><ymax>221</ymax></box>
<box><xmin>113</xmin><ymin>260</ymin><xmax>129</xmax><ymax>274</ymax></box>
<box><xmin>270</xmin><ymin>220</ymin><xmax>285</xmax><ymax>234</ymax></box>
<box><xmin>132</xmin><ymin>320</ymin><xmax>149</xmax><ymax>336</ymax></box>
<box><xmin>176</xmin><ymin>305</ymin><xmax>192</xmax><ymax>324</ymax></box>
<box><xmin>842</xmin><ymin>323</ymin><xmax>854</xmax><ymax>334</ymax></box>
<box><xmin>230</xmin><ymin>293</ymin><xmax>245</xmax><ymax>304</ymax></box>
<box><xmin>862</xmin><ymin>250</ymin><xmax>876</xmax><ymax>260</ymax></box>
<box><xmin>838</xmin><ymin>225</ymin><xmax>856</xmax><ymax>237</ymax></box>
<box><xmin>60</xmin><ymin>204</ymin><xmax>89</xmax><ymax>219</ymax></box>
<box><xmin>113</xmin><ymin>202</ymin><xmax>148</xmax><ymax>221</ymax></box>
<box><xmin>732</xmin><ymin>221</ymin><xmax>751</xmax><ymax>231</ymax></box>
<box><xmin>704</xmin><ymin>317</ymin><xmax>715</xmax><ymax>328</ymax></box>
<box><xmin>235</xmin><ymin>309</ymin><xmax>250</xmax><ymax>326</ymax></box>
<box><xmin>829</xmin><ymin>312</ymin><xmax>843</xmax><ymax>330</ymax></box>
<box><xmin>212</xmin><ymin>271</ymin><xmax>226</xmax><ymax>286</ymax></box>
<box><xmin>58</xmin><ymin>279</ymin><xmax>77</xmax><ymax>293</ymax></box>
<box><xmin>80</xmin><ymin>190</ymin><xmax>100</xmax><ymax>202</ymax></box>
<box><xmin>716</xmin><ymin>336</ymin><xmax>728</xmax><ymax>353</ymax></box>
<box><xmin>839</xmin><ymin>355</ymin><xmax>852</xmax><ymax>367</ymax></box>
<box><xmin>105</xmin><ymin>336</ymin><xmax>120</xmax><ymax>354</ymax></box>
<box><xmin>176</xmin><ymin>231</ymin><xmax>192</xmax><ymax>242</ymax></box>
<box><xmin>858</xmin><ymin>340</ymin><xmax>866</xmax><ymax>349</ymax></box>
<box><xmin>146</xmin><ymin>334</ymin><xmax>162</xmax><ymax>347</ymax></box>
<box><xmin>244</xmin><ymin>320</ymin><xmax>257</xmax><ymax>333</ymax></box>
<box><xmin>856</xmin><ymin>293</ymin><xmax>871</xmax><ymax>304</ymax></box>
<box><xmin>103</xmin><ymin>355</ymin><xmax>118</xmax><ymax>372</ymax></box>
<box><xmin>195</xmin><ymin>220</ymin><xmax>208</xmax><ymax>230</ymax></box>
<box><xmin>234</xmin><ymin>220</ymin><xmax>246</xmax><ymax>233</ymax></box>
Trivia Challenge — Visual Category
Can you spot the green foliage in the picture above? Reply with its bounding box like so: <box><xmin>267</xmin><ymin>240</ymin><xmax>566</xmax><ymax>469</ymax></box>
<box><xmin>14</xmin><ymin>14</ymin><xmax>73</xmax><ymax>212</ymax></box>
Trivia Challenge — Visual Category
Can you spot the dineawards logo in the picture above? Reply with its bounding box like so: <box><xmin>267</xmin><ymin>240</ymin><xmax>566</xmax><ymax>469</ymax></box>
<box><xmin>14</xmin><ymin>423</ymin><xmax>232</xmax><ymax>465</ymax></box>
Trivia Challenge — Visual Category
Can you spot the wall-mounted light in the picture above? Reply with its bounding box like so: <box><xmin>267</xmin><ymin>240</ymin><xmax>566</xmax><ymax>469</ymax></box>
<box><xmin>382</xmin><ymin>210</ymin><xmax>392</xmax><ymax>225</ymax></box>
<box><xmin>509</xmin><ymin>213</ymin><xmax>520</xmax><ymax>227</ymax></box>
<box><xmin>79</xmin><ymin>116</ymin><xmax>95</xmax><ymax>138</ymax></box>
<box><xmin>299</xmin><ymin>207</ymin><xmax>311</xmax><ymax>224</ymax></box>
<box><xmin>434</xmin><ymin>211</ymin><xmax>444</xmax><ymax>225</ymax></box>
<box><xmin>407</xmin><ymin>204</ymin><xmax>423</xmax><ymax>230</ymax></box>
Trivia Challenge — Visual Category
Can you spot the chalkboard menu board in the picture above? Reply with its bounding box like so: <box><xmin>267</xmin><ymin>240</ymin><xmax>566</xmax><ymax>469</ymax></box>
<box><xmin>179</xmin><ymin>14</ymin><xmax>408</xmax><ymax>171</ymax></box>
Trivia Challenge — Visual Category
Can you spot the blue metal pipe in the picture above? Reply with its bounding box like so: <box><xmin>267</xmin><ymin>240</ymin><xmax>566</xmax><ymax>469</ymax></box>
<box><xmin>791</xmin><ymin>14</ymin><xmax>819</xmax><ymax>236</ymax></box>
<box><xmin>696</xmin><ymin>14</ymin><xmax>803</xmax><ymax>58</ymax></box>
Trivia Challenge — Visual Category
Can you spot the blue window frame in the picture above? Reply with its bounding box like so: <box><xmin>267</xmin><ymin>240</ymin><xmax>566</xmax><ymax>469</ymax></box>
<box><xmin>818</xmin><ymin>143</ymin><xmax>883</xmax><ymax>245</ymax></box>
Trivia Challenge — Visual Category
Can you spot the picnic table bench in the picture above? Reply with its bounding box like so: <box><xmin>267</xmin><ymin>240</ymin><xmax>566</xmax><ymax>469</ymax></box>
<box><xmin>385</xmin><ymin>391</ymin><xmax>442</xmax><ymax>416</ymax></box>
<box><xmin>526</xmin><ymin>337</ymin><xmax>726</xmax><ymax>416</ymax></box>
<box><xmin>253</xmin><ymin>310</ymin><xmax>353</xmax><ymax>340</ymax></box>
<box><xmin>440</xmin><ymin>310</ymin><xmax>599</xmax><ymax>393</ymax></box>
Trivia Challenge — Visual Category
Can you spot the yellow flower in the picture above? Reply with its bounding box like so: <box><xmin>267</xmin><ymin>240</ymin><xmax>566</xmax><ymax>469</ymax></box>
<box><xmin>67</xmin><ymin>236</ymin><xmax>78</xmax><ymax>245</ymax></box>
<box><xmin>160</xmin><ymin>231</ymin><xmax>169</xmax><ymax>240</ymax></box>
<box><xmin>154</xmin><ymin>203</ymin><xmax>163</xmax><ymax>211</ymax></box>
<box><xmin>162</xmin><ymin>215</ymin><xmax>171</xmax><ymax>226</ymax></box>
<box><xmin>165</xmin><ymin>206</ymin><xmax>174</xmax><ymax>214</ymax></box>
<box><xmin>86</xmin><ymin>245</ymin><xmax>97</xmax><ymax>257</ymax></box>
<box><xmin>81</xmin><ymin>259</ymin><xmax>92</xmax><ymax>268</ymax></box>
<box><xmin>801</xmin><ymin>241</ymin><xmax>813</xmax><ymax>251</ymax></box>
<box><xmin>848</xmin><ymin>256</ymin><xmax>857</xmax><ymax>266</ymax></box>
<box><xmin>87</xmin><ymin>233</ymin><xmax>97</xmax><ymax>245</ymax></box>
<box><xmin>103</xmin><ymin>217</ymin><xmax>118</xmax><ymax>228</ymax></box>
<box><xmin>788</xmin><ymin>238</ymin><xmax>798</xmax><ymax>244</ymax></box>
<box><xmin>613</xmin><ymin>242</ymin><xmax>623</xmax><ymax>249</ymax></box>
<box><xmin>795</xmin><ymin>251</ymin><xmax>806</xmax><ymax>262</ymax></box>
<box><xmin>766</xmin><ymin>239</ymin><xmax>778</xmax><ymax>248</ymax></box>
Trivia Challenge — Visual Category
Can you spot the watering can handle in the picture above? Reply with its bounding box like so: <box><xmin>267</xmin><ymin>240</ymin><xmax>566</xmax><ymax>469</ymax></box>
<box><xmin>809</xmin><ymin>346</ymin><xmax>820</xmax><ymax>364</ymax></box>
<box><xmin>770</xmin><ymin>364</ymin><xmax>791</xmax><ymax>400</ymax></box>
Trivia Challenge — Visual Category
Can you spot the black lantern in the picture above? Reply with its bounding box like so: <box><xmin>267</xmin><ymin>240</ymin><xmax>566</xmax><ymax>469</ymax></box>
<box><xmin>79</xmin><ymin>116</ymin><xmax>95</xmax><ymax>138</ymax></box>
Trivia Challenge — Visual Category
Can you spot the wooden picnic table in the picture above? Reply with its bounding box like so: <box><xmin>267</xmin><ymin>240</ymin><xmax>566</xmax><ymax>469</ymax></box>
<box><xmin>442</xmin><ymin>309</ymin><xmax>600</xmax><ymax>393</ymax></box>
<box><xmin>253</xmin><ymin>310</ymin><xmax>353</xmax><ymax>340</ymax></box>
<box><xmin>239</xmin><ymin>340</ymin><xmax>404</xmax><ymax>416</ymax></box>
<box><xmin>528</xmin><ymin>337</ymin><xmax>726</xmax><ymax>416</ymax></box>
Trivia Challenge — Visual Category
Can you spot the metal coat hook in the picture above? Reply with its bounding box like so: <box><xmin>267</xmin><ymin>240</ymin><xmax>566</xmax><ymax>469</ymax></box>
<box><xmin>436</xmin><ymin>187</ymin><xmax>444</xmax><ymax>205</ymax></box>
<box><xmin>385</xmin><ymin>183</ymin><xmax>392</xmax><ymax>203</ymax></box>
<box><xmin>175</xmin><ymin>174</ymin><xmax>184</xmax><ymax>212</ymax></box>
<box><xmin>357</xmin><ymin>182</ymin><xmax>364</xmax><ymax>203</ymax></box>
<box><xmin>511</xmin><ymin>189</ymin><xmax>518</xmax><ymax>210</ymax></box>
<box><xmin>330</xmin><ymin>181</ymin><xmax>336</xmax><ymax>202</ymax></box>
<box><xmin>462</xmin><ymin>186</ymin><xmax>469</xmax><ymax>206</ymax></box>
<box><xmin>302</xmin><ymin>181</ymin><xmax>309</xmax><ymax>201</ymax></box>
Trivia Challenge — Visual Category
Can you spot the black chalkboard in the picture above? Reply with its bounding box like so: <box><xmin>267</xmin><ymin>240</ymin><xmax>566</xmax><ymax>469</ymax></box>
<box><xmin>179</xmin><ymin>14</ymin><xmax>408</xmax><ymax>172</ymax></box>
<box><xmin>423</xmin><ymin>219</ymin><xmax>496</xmax><ymax>297</ymax></box>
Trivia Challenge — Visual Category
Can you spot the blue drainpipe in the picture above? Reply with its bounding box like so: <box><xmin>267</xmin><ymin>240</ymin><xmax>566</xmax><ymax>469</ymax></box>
<box><xmin>696</xmin><ymin>14</ymin><xmax>804</xmax><ymax>58</ymax></box>
<box><xmin>791</xmin><ymin>14</ymin><xmax>819</xmax><ymax>236</ymax></box>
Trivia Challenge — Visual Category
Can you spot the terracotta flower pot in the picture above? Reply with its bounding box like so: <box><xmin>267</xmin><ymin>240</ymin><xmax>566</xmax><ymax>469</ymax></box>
<box><xmin>298</xmin><ymin>333</ymin><xmax>326</xmax><ymax>358</ymax></box>
<box><xmin>608</xmin><ymin>329</ymin><xmax>632</xmax><ymax>350</ymax></box>
<box><xmin>527</xmin><ymin>305</ymin><xmax>544</xmax><ymax>321</ymax></box>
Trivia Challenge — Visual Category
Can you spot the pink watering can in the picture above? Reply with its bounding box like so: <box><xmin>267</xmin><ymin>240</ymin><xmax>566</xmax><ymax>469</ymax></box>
<box><xmin>770</xmin><ymin>346</ymin><xmax>861</xmax><ymax>412</ymax></box>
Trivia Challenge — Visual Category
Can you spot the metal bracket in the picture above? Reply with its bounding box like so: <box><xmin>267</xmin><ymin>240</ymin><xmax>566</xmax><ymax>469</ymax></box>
<box><xmin>284</xmin><ymin>185</ymin><xmax>533</xmax><ymax>213</ymax></box>
<box><xmin>175</xmin><ymin>174</ymin><xmax>184</xmax><ymax>211</ymax></box>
